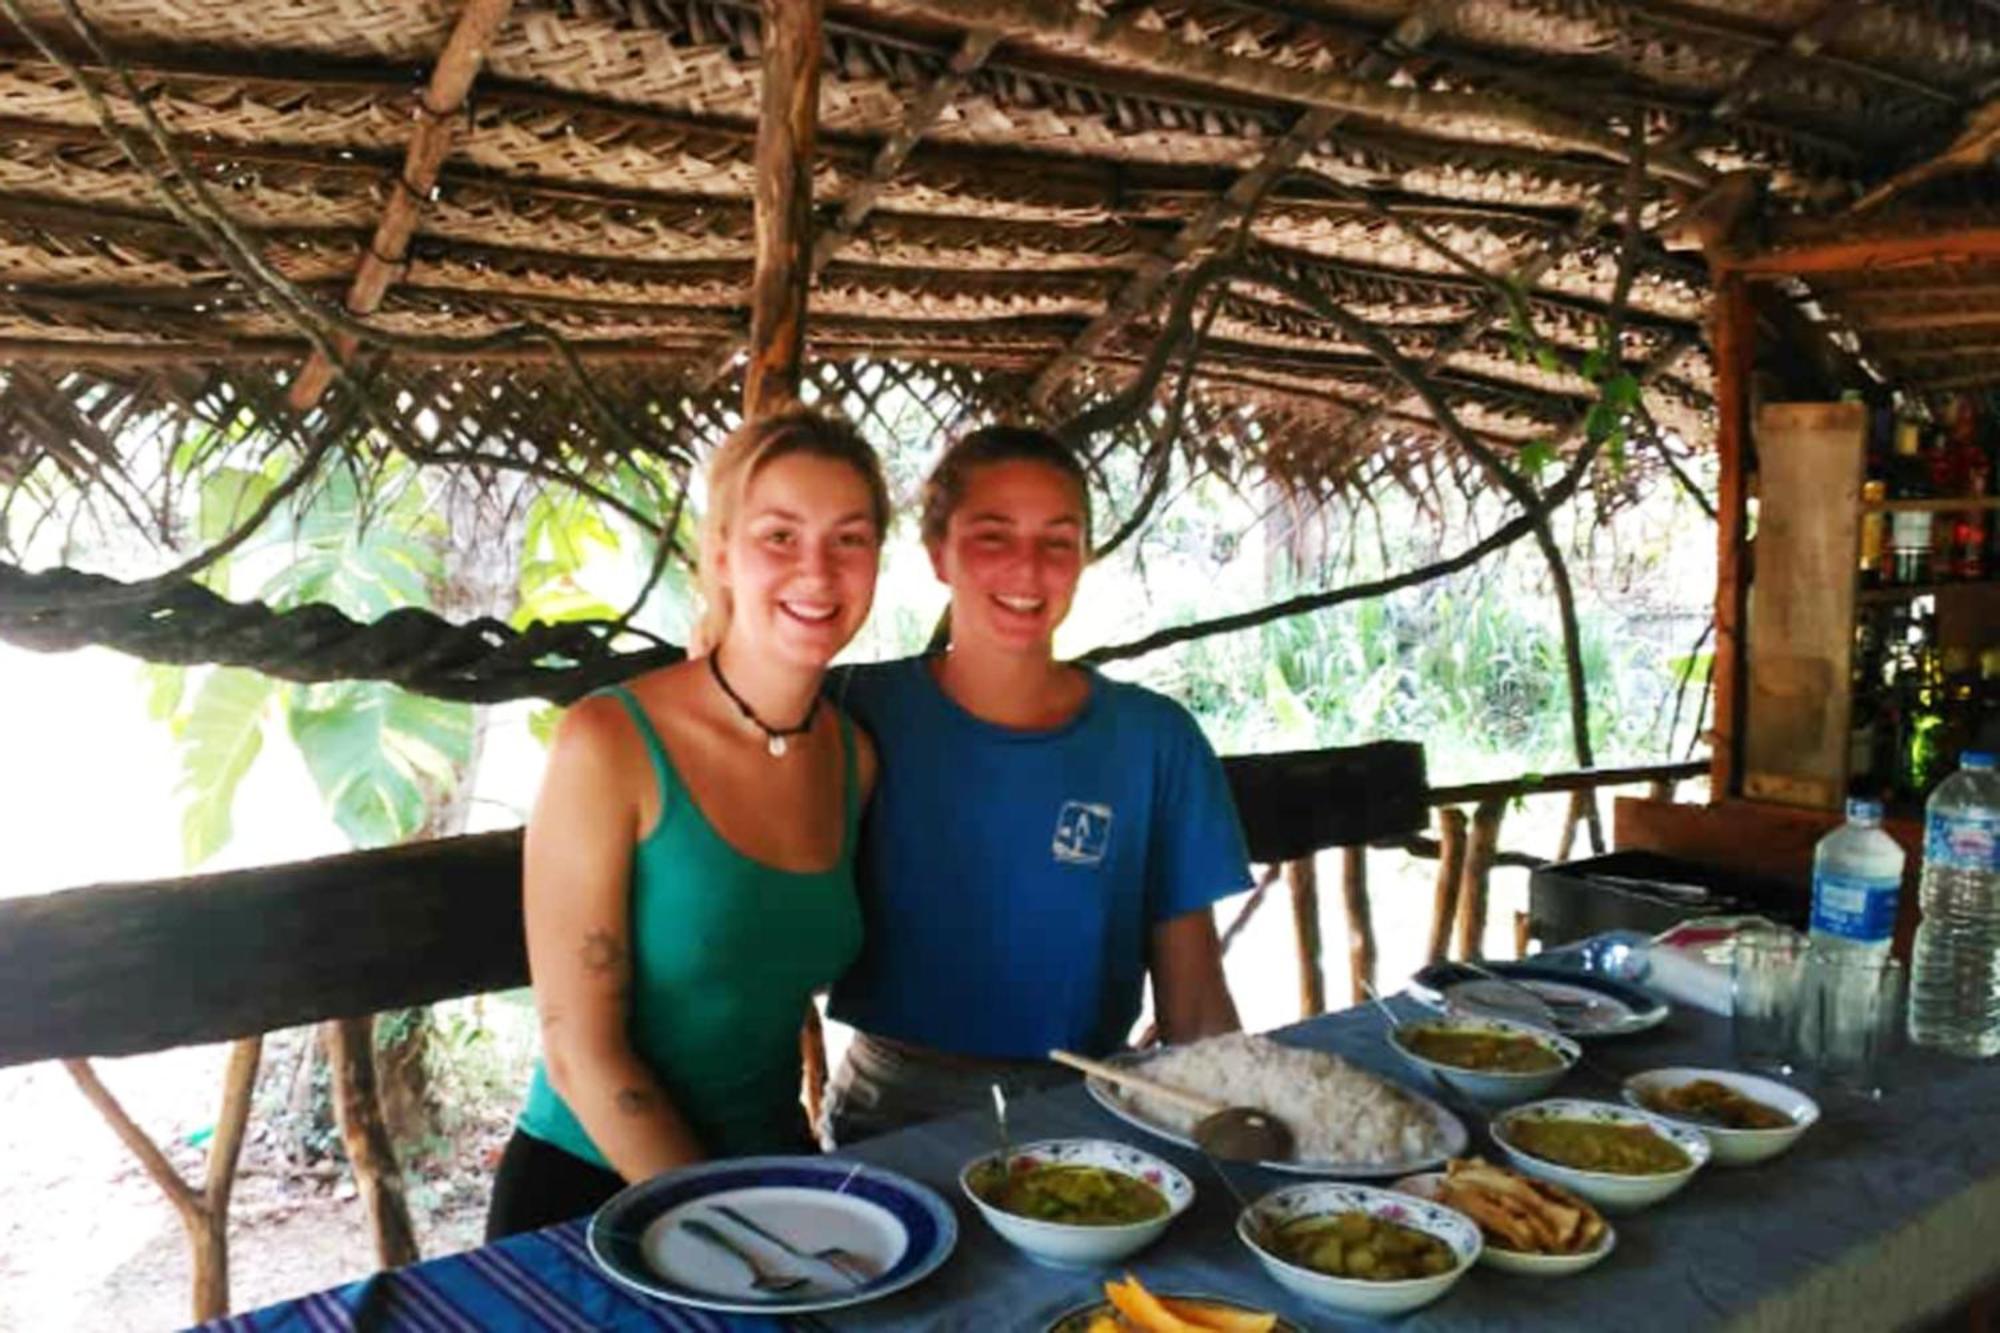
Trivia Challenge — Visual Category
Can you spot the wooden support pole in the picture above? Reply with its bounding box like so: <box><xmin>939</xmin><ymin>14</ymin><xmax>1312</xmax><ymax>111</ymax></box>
<box><xmin>286</xmin><ymin>0</ymin><xmax>516</xmax><ymax>410</ymax></box>
<box><xmin>325</xmin><ymin>1015</ymin><xmax>419</xmax><ymax>1270</ymax></box>
<box><xmin>1555</xmin><ymin>790</ymin><xmax>1587</xmax><ymax>863</ymax></box>
<box><xmin>1341</xmin><ymin>846</ymin><xmax>1376</xmax><ymax>1008</ymax></box>
<box><xmin>743</xmin><ymin>0</ymin><xmax>824</xmax><ymax>418</ymax></box>
<box><xmin>1427</xmin><ymin>807</ymin><xmax>1468</xmax><ymax>964</ymax></box>
<box><xmin>1710</xmin><ymin>271</ymin><xmax>1754</xmax><ymax>799</ymax></box>
<box><xmin>1647</xmin><ymin>778</ymin><xmax>1675</xmax><ymax>803</ymax></box>
<box><xmin>1287</xmin><ymin>856</ymin><xmax>1326</xmax><ymax>1020</ymax></box>
<box><xmin>1456</xmin><ymin>798</ymin><xmax>1506</xmax><ymax>960</ymax></box>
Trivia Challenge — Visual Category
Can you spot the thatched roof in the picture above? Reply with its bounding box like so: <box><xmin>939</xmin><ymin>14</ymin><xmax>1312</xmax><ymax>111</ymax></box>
<box><xmin>0</xmin><ymin>0</ymin><xmax>1993</xmax><ymax>506</ymax></box>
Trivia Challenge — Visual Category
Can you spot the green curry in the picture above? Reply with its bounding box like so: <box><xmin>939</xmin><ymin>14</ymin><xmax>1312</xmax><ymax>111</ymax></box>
<box><xmin>1267</xmin><ymin>1210</ymin><xmax>1456</xmax><ymax>1281</ymax></box>
<box><xmin>1404</xmin><ymin>1026</ymin><xmax>1564</xmax><ymax>1073</ymax></box>
<box><xmin>972</xmin><ymin>1161</ymin><xmax>1169</xmax><ymax>1226</ymax></box>
<box><xmin>1508</xmin><ymin>1117</ymin><xmax>1692</xmax><ymax>1175</ymax></box>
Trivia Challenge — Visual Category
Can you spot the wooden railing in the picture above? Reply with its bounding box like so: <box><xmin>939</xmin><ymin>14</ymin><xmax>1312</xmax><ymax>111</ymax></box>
<box><xmin>1222</xmin><ymin>758</ymin><xmax>1708</xmax><ymax>1015</ymax></box>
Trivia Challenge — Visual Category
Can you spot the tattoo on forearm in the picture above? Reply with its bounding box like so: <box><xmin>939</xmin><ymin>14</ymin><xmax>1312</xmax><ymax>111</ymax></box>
<box><xmin>581</xmin><ymin>929</ymin><xmax>626</xmax><ymax>976</ymax></box>
<box><xmin>614</xmin><ymin>1086</ymin><xmax>656</xmax><ymax>1115</ymax></box>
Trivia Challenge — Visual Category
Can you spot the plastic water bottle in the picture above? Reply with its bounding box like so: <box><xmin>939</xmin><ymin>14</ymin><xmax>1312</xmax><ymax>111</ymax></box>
<box><xmin>1809</xmin><ymin>799</ymin><xmax>1905</xmax><ymax>962</ymax></box>
<box><xmin>1909</xmin><ymin>751</ymin><xmax>2000</xmax><ymax>1056</ymax></box>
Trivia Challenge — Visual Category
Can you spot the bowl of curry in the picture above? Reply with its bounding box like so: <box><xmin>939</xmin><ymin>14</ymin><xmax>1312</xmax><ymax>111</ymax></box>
<box><xmin>959</xmin><ymin>1139</ymin><xmax>1193</xmax><ymax>1268</ymax></box>
<box><xmin>1621</xmin><ymin>1067</ymin><xmax>1819</xmax><ymax>1167</ymax></box>
<box><xmin>1491</xmin><ymin>1099</ymin><xmax>1711</xmax><ymax>1212</ymax></box>
<box><xmin>1389</xmin><ymin>1016</ymin><xmax>1580</xmax><ymax>1105</ymax></box>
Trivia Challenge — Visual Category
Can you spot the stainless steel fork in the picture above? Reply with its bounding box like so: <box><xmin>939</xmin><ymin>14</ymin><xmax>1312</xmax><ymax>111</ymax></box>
<box><xmin>677</xmin><ymin>1217</ymin><xmax>810</xmax><ymax>1294</ymax></box>
<box><xmin>709</xmin><ymin>1203</ymin><xmax>872</xmax><ymax>1286</ymax></box>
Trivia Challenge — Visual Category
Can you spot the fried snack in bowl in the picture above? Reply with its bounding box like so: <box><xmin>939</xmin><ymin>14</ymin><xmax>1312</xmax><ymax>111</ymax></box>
<box><xmin>1394</xmin><ymin>1159</ymin><xmax>1614</xmax><ymax>1277</ymax></box>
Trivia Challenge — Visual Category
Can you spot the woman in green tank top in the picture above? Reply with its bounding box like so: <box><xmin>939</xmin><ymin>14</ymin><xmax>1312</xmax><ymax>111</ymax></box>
<box><xmin>487</xmin><ymin>411</ymin><xmax>891</xmax><ymax>1240</ymax></box>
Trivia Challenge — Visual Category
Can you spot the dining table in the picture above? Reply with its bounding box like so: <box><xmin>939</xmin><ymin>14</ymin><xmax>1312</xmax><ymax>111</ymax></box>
<box><xmin>190</xmin><ymin>989</ymin><xmax>2000</xmax><ymax>1333</ymax></box>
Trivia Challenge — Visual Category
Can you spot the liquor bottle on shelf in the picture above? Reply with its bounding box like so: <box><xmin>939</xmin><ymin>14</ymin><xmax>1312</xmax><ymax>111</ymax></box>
<box><xmin>1859</xmin><ymin>407</ymin><xmax>1892</xmax><ymax>587</ymax></box>
<box><xmin>1942</xmin><ymin>395</ymin><xmax>1990</xmax><ymax>582</ymax></box>
<box><xmin>1888</xmin><ymin>420</ymin><xmax>1935</xmax><ymax>586</ymax></box>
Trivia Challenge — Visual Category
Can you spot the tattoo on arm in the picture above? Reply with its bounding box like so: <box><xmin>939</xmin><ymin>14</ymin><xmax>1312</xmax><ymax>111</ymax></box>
<box><xmin>614</xmin><ymin>1086</ymin><xmax>657</xmax><ymax>1116</ymax></box>
<box><xmin>581</xmin><ymin>929</ymin><xmax>627</xmax><ymax>976</ymax></box>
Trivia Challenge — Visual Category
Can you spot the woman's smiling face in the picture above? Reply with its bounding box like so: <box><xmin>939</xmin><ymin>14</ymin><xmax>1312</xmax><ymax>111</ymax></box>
<box><xmin>717</xmin><ymin>450</ymin><xmax>882</xmax><ymax>668</ymax></box>
<box><xmin>928</xmin><ymin>458</ymin><xmax>1087</xmax><ymax>658</ymax></box>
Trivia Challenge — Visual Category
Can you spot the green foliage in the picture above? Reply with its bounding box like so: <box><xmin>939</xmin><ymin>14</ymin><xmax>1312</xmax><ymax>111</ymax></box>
<box><xmin>287</xmin><ymin>682</ymin><xmax>474</xmax><ymax>848</ymax></box>
<box><xmin>173</xmin><ymin>667</ymin><xmax>277</xmax><ymax>865</ymax></box>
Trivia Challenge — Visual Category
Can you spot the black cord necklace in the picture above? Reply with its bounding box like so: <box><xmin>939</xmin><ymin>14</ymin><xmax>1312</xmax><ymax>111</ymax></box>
<box><xmin>708</xmin><ymin>649</ymin><xmax>819</xmax><ymax>757</ymax></box>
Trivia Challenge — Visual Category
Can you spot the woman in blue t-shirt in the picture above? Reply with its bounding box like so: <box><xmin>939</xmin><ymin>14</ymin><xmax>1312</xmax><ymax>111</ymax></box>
<box><xmin>824</xmin><ymin>426</ymin><xmax>1252</xmax><ymax>1143</ymax></box>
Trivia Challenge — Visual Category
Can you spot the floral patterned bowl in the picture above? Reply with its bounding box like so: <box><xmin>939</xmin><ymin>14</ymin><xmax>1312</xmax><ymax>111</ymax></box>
<box><xmin>1492</xmin><ymin>1098</ymin><xmax>1712</xmax><ymax>1212</ymax></box>
<box><xmin>1237</xmin><ymin>1181</ymin><xmax>1481</xmax><ymax>1317</ymax></box>
<box><xmin>957</xmin><ymin>1139</ymin><xmax>1193</xmax><ymax>1269</ymax></box>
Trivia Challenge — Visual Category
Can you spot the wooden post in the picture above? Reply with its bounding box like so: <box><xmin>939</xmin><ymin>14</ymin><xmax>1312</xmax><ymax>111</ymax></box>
<box><xmin>325</xmin><ymin>1015</ymin><xmax>419</xmax><ymax>1269</ymax></box>
<box><xmin>1710</xmin><ymin>270</ymin><xmax>1755</xmax><ymax>799</ymax></box>
<box><xmin>1456</xmin><ymin>798</ymin><xmax>1506</xmax><ymax>959</ymax></box>
<box><xmin>743</xmin><ymin>0</ymin><xmax>824</xmax><ymax>418</ymax></box>
<box><xmin>1287</xmin><ymin>856</ymin><xmax>1326</xmax><ymax>1019</ymax></box>
<box><xmin>1555</xmin><ymin>790</ymin><xmax>1586</xmax><ymax>863</ymax></box>
<box><xmin>1341</xmin><ymin>846</ymin><xmax>1377</xmax><ymax>1007</ymax></box>
<box><xmin>1428</xmin><ymin>807</ymin><xmax>1468</xmax><ymax>964</ymax></box>
<box><xmin>63</xmin><ymin>1034</ymin><xmax>262</xmax><ymax>1322</ymax></box>
<box><xmin>1648</xmin><ymin>778</ymin><xmax>1675</xmax><ymax>803</ymax></box>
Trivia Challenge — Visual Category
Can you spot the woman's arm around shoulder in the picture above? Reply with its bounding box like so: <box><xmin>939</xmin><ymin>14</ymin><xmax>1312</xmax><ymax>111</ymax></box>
<box><xmin>523</xmin><ymin>693</ymin><xmax>706</xmax><ymax>1181</ymax></box>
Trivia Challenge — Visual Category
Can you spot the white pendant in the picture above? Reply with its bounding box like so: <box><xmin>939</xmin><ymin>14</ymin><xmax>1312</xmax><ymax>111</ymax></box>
<box><xmin>767</xmin><ymin>734</ymin><xmax>788</xmax><ymax>758</ymax></box>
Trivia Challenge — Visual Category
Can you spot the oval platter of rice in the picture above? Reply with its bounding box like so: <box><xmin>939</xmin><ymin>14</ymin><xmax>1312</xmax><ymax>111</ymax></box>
<box><xmin>1085</xmin><ymin>1033</ymin><xmax>1468</xmax><ymax>1177</ymax></box>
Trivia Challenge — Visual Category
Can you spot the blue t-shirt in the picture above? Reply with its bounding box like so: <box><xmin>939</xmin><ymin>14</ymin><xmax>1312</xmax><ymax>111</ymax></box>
<box><xmin>827</xmin><ymin>656</ymin><xmax>1252</xmax><ymax>1058</ymax></box>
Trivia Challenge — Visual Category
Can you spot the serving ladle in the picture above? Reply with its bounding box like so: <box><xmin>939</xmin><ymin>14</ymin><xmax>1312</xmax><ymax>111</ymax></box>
<box><xmin>1048</xmin><ymin>1048</ymin><xmax>1295</xmax><ymax>1163</ymax></box>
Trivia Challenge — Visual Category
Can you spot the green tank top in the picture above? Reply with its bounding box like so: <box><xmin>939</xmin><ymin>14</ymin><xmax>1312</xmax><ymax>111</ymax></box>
<box><xmin>517</xmin><ymin>686</ymin><xmax>863</xmax><ymax>1169</ymax></box>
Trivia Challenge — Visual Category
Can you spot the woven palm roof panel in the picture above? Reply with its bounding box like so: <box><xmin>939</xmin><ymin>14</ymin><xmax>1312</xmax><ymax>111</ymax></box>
<box><xmin>0</xmin><ymin>0</ymin><xmax>1992</xmax><ymax>501</ymax></box>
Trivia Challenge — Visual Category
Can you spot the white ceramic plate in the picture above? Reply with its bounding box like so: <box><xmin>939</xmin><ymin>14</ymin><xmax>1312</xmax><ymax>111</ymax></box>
<box><xmin>1621</xmin><ymin>1067</ymin><xmax>1819</xmax><ymax>1166</ymax></box>
<box><xmin>1391</xmin><ymin>1171</ymin><xmax>1616</xmax><ymax>1276</ymax></box>
<box><xmin>1084</xmin><ymin>1052</ymin><xmax>1467</xmax><ymax>1178</ymax></box>
<box><xmin>587</xmin><ymin>1156</ymin><xmax>956</xmax><ymax>1315</ymax></box>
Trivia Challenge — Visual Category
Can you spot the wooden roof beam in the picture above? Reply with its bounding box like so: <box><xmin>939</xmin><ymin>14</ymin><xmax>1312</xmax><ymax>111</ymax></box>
<box><xmin>696</xmin><ymin>25</ymin><xmax>1001</xmax><ymax>385</ymax></box>
<box><xmin>284</xmin><ymin>0</ymin><xmax>516</xmax><ymax>411</ymax></box>
<box><xmin>1028</xmin><ymin>1</ymin><xmax>1460</xmax><ymax>406</ymax></box>
<box><xmin>1718</xmin><ymin>223</ymin><xmax>2000</xmax><ymax>276</ymax></box>
<box><xmin>1852</xmin><ymin>98</ymin><xmax>2000</xmax><ymax>215</ymax></box>
<box><xmin>1854</xmin><ymin>308</ymin><xmax>2000</xmax><ymax>335</ymax></box>
<box><xmin>886</xmin><ymin>0</ymin><xmax>1712</xmax><ymax>188</ymax></box>
<box><xmin>743</xmin><ymin>0</ymin><xmax>824</xmax><ymax>417</ymax></box>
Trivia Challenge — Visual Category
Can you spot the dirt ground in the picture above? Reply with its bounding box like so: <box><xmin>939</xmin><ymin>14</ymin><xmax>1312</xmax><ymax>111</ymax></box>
<box><xmin>0</xmin><ymin>1031</ymin><xmax>508</xmax><ymax>1333</ymax></box>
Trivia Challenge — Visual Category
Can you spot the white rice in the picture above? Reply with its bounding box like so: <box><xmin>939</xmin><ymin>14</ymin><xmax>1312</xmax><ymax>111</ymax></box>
<box><xmin>1113</xmin><ymin>1032</ymin><xmax>1444</xmax><ymax>1165</ymax></box>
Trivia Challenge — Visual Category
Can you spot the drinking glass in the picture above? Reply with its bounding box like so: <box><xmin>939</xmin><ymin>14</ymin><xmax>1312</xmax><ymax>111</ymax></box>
<box><xmin>1732</xmin><ymin>929</ymin><xmax>1808</xmax><ymax>1073</ymax></box>
<box><xmin>1803</xmin><ymin>953</ymin><xmax>1904</xmax><ymax>1098</ymax></box>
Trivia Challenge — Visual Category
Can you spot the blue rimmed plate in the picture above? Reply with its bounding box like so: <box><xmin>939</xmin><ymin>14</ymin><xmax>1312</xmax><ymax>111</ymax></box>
<box><xmin>1407</xmin><ymin>961</ymin><xmax>1670</xmax><ymax>1037</ymax></box>
<box><xmin>586</xmin><ymin>1155</ymin><xmax>957</xmax><ymax>1315</ymax></box>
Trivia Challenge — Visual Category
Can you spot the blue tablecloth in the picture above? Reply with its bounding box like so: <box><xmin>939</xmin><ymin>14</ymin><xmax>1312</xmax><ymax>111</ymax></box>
<box><xmin>196</xmin><ymin>998</ymin><xmax>2000</xmax><ymax>1333</ymax></box>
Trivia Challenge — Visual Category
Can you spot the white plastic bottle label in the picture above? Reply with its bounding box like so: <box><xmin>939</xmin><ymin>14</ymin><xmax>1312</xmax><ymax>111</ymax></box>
<box><xmin>1926</xmin><ymin>811</ymin><xmax>2000</xmax><ymax>873</ymax></box>
<box><xmin>1811</xmin><ymin>872</ymin><xmax>1900</xmax><ymax>942</ymax></box>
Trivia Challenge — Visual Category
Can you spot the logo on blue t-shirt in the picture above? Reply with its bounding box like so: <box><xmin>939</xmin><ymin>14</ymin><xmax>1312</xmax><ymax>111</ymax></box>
<box><xmin>1052</xmin><ymin>801</ymin><xmax>1113</xmax><ymax>865</ymax></box>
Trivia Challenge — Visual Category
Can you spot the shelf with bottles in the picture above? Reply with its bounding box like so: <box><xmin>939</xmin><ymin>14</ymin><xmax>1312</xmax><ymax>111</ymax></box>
<box><xmin>1861</xmin><ymin>496</ymin><xmax>2000</xmax><ymax>513</ymax></box>
<box><xmin>1858</xmin><ymin>579</ymin><xmax>2000</xmax><ymax>604</ymax></box>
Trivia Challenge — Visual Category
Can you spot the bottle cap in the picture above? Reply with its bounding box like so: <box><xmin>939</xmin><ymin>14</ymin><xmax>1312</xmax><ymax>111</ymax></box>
<box><xmin>1963</xmin><ymin>751</ymin><xmax>1996</xmax><ymax>772</ymax></box>
<box><xmin>1846</xmin><ymin>798</ymin><xmax>1884</xmax><ymax>821</ymax></box>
